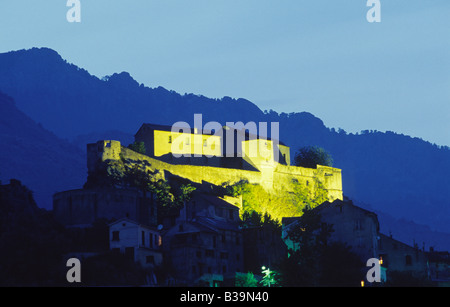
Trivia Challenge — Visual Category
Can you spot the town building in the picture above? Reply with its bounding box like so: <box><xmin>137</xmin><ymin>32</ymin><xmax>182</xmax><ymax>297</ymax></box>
<box><xmin>109</xmin><ymin>218</ymin><xmax>163</xmax><ymax>270</ymax></box>
<box><xmin>162</xmin><ymin>192</ymin><xmax>244</xmax><ymax>286</ymax></box>
<box><xmin>53</xmin><ymin>187</ymin><xmax>157</xmax><ymax>228</ymax></box>
<box><xmin>282</xmin><ymin>199</ymin><xmax>380</xmax><ymax>262</ymax></box>
<box><xmin>426</xmin><ymin>249</ymin><xmax>450</xmax><ymax>287</ymax></box>
<box><xmin>378</xmin><ymin>234</ymin><xmax>428</xmax><ymax>280</ymax></box>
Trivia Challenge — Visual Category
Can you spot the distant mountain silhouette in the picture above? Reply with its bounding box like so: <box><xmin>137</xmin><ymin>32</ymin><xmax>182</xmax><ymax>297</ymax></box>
<box><xmin>0</xmin><ymin>91</ymin><xmax>85</xmax><ymax>208</ymax></box>
<box><xmin>0</xmin><ymin>47</ymin><xmax>449</xmax><ymax>249</ymax></box>
<box><xmin>0</xmin><ymin>48</ymin><xmax>264</xmax><ymax>139</ymax></box>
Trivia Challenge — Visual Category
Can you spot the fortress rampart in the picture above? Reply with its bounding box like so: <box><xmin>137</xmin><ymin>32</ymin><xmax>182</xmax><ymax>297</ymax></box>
<box><xmin>87</xmin><ymin>140</ymin><xmax>343</xmax><ymax>202</ymax></box>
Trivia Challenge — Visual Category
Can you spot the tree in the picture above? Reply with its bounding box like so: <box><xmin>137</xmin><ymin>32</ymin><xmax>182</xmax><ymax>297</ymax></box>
<box><xmin>279</xmin><ymin>206</ymin><xmax>365</xmax><ymax>286</ymax></box>
<box><xmin>127</xmin><ymin>141</ymin><xmax>146</xmax><ymax>154</ymax></box>
<box><xmin>222</xmin><ymin>178</ymin><xmax>328</xmax><ymax>221</ymax></box>
<box><xmin>240</xmin><ymin>210</ymin><xmax>281</xmax><ymax>232</ymax></box>
<box><xmin>235</xmin><ymin>272</ymin><xmax>259</xmax><ymax>287</ymax></box>
<box><xmin>294</xmin><ymin>146</ymin><xmax>333</xmax><ymax>168</ymax></box>
<box><xmin>123</xmin><ymin>164</ymin><xmax>196</xmax><ymax>222</ymax></box>
<box><xmin>260</xmin><ymin>266</ymin><xmax>279</xmax><ymax>287</ymax></box>
<box><xmin>319</xmin><ymin>242</ymin><xmax>365</xmax><ymax>287</ymax></box>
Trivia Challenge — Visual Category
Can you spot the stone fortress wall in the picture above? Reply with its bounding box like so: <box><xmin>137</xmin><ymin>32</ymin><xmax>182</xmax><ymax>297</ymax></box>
<box><xmin>87</xmin><ymin>140</ymin><xmax>343</xmax><ymax>202</ymax></box>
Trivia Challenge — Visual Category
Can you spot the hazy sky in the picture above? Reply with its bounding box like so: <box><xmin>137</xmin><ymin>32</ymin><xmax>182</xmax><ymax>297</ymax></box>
<box><xmin>0</xmin><ymin>1</ymin><xmax>449</xmax><ymax>146</ymax></box>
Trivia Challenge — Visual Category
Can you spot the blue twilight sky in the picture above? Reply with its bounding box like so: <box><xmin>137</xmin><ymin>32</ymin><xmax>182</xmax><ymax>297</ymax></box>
<box><xmin>0</xmin><ymin>1</ymin><xmax>449</xmax><ymax>146</ymax></box>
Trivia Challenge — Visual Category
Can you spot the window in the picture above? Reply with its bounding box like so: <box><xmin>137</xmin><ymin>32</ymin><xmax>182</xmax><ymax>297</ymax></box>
<box><xmin>213</xmin><ymin>236</ymin><xmax>217</xmax><ymax>248</ymax></box>
<box><xmin>220</xmin><ymin>252</ymin><xmax>228</xmax><ymax>259</ymax></box>
<box><xmin>221</xmin><ymin>234</ymin><xmax>226</xmax><ymax>243</ymax></box>
<box><xmin>149</xmin><ymin>233</ymin><xmax>153</xmax><ymax>248</ymax></box>
<box><xmin>179</xmin><ymin>224</ymin><xmax>184</xmax><ymax>232</ymax></box>
<box><xmin>203</xmin><ymin>139</ymin><xmax>207</xmax><ymax>147</ymax></box>
<box><xmin>196</xmin><ymin>251</ymin><xmax>202</xmax><ymax>258</ymax></box>
<box><xmin>222</xmin><ymin>266</ymin><xmax>227</xmax><ymax>273</ymax></box>
<box><xmin>405</xmin><ymin>255</ymin><xmax>412</xmax><ymax>266</ymax></box>
<box><xmin>205</xmin><ymin>250</ymin><xmax>215</xmax><ymax>258</ymax></box>
<box><xmin>215</xmin><ymin>207</ymin><xmax>223</xmax><ymax>217</ymax></box>
<box><xmin>142</xmin><ymin>231</ymin><xmax>145</xmax><ymax>247</ymax></box>
<box><xmin>112</xmin><ymin>231</ymin><xmax>120</xmax><ymax>241</ymax></box>
<box><xmin>236</xmin><ymin>253</ymin><xmax>240</xmax><ymax>261</ymax></box>
<box><xmin>229</xmin><ymin>210</ymin><xmax>234</xmax><ymax>220</ymax></box>
<box><xmin>146</xmin><ymin>255</ymin><xmax>155</xmax><ymax>264</ymax></box>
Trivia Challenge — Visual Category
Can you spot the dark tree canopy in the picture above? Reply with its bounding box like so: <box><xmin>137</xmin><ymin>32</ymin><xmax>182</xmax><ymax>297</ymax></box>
<box><xmin>128</xmin><ymin>141</ymin><xmax>146</xmax><ymax>154</ymax></box>
<box><xmin>278</xmin><ymin>206</ymin><xmax>364</xmax><ymax>287</ymax></box>
<box><xmin>294</xmin><ymin>146</ymin><xmax>333</xmax><ymax>168</ymax></box>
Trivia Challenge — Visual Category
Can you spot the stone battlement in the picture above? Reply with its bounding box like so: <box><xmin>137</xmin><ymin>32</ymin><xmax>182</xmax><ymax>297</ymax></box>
<box><xmin>87</xmin><ymin>140</ymin><xmax>343</xmax><ymax>202</ymax></box>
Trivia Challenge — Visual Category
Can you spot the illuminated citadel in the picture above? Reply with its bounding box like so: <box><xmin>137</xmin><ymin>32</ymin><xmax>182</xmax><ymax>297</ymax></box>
<box><xmin>88</xmin><ymin>123</ymin><xmax>343</xmax><ymax>205</ymax></box>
